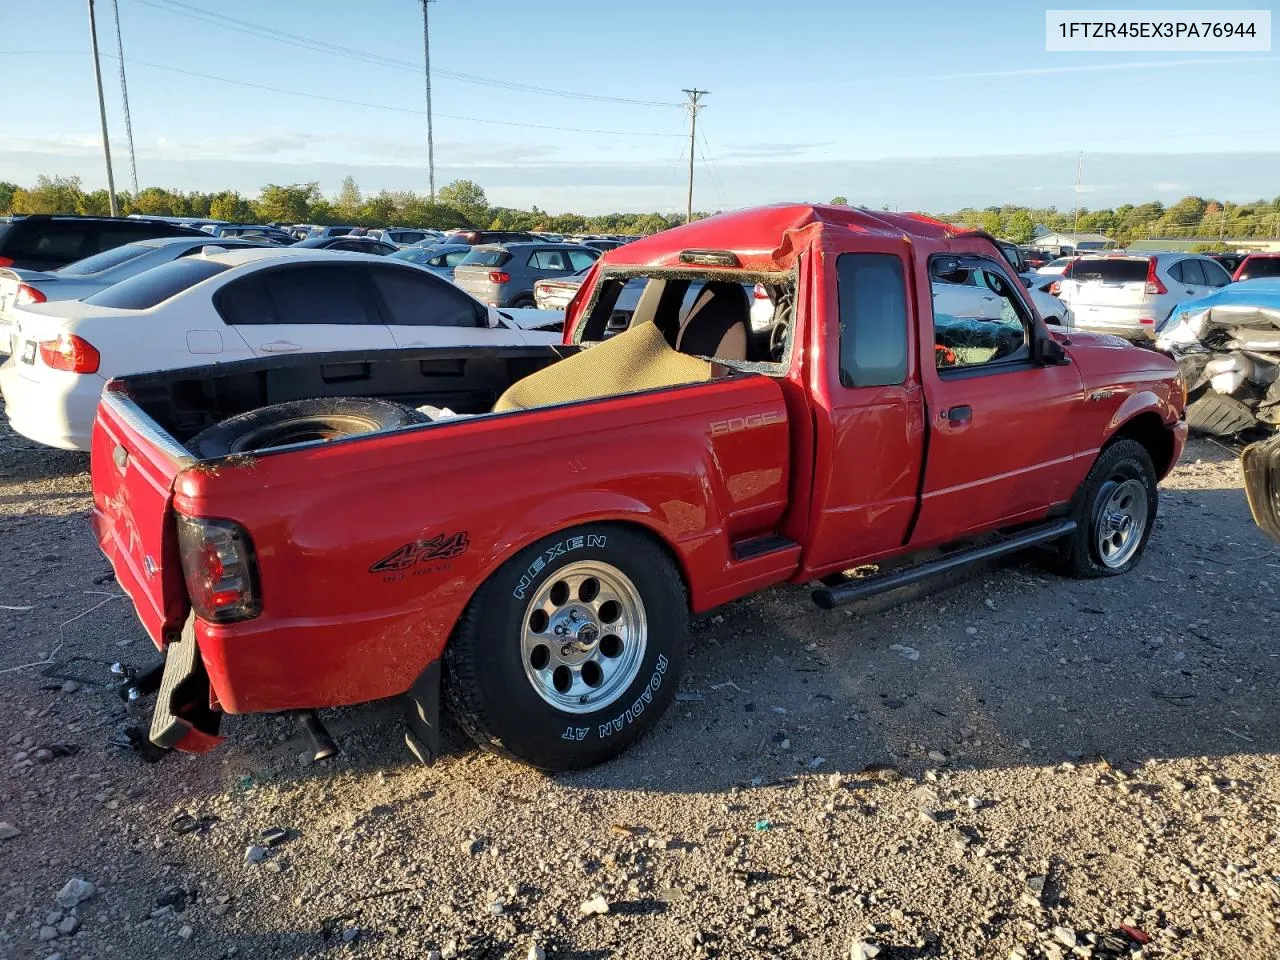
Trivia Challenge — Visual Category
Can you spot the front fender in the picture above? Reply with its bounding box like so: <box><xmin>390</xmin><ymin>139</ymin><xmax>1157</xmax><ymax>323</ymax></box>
<box><xmin>1104</xmin><ymin>388</ymin><xmax>1178</xmax><ymax>436</ymax></box>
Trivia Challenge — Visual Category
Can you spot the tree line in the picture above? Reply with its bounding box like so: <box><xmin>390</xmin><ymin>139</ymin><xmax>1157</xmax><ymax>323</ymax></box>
<box><xmin>3</xmin><ymin>175</ymin><xmax>1278</xmax><ymax>244</ymax></box>
<box><xmin>0</xmin><ymin>175</ymin><xmax>678</xmax><ymax>236</ymax></box>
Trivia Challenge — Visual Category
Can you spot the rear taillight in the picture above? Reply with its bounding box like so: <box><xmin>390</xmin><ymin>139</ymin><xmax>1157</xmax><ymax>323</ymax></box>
<box><xmin>15</xmin><ymin>283</ymin><xmax>46</xmax><ymax>305</ymax></box>
<box><xmin>752</xmin><ymin>283</ymin><xmax>769</xmax><ymax>299</ymax></box>
<box><xmin>176</xmin><ymin>516</ymin><xmax>261</xmax><ymax>623</ymax></box>
<box><xmin>38</xmin><ymin>334</ymin><xmax>100</xmax><ymax>373</ymax></box>
<box><xmin>1139</xmin><ymin>317</ymin><xmax>1155</xmax><ymax>327</ymax></box>
<box><xmin>0</xmin><ymin>256</ymin><xmax>13</xmax><ymax>267</ymax></box>
<box><xmin>488</xmin><ymin>271</ymin><xmax>510</xmax><ymax>283</ymax></box>
<box><xmin>1145</xmin><ymin>259</ymin><xmax>1167</xmax><ymax>295</ymax></box>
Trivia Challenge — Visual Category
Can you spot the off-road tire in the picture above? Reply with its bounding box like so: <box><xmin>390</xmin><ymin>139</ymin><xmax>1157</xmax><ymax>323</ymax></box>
<box><xmin>1186</xmin><ymin>389</ymin><xmax>1258</xmax><ymax>438</ymax></box>
<box><xmin>444</xmin><ymin>524</ymin><xmax>688</xmax><ymax>770</ymax></box>
<box><xmin>185</xmin><ymin>398</ymin><xmax>426</xmax><ymax>458</ymax></box>
<box><xmin>1053</xmin><ymin>438</ymin><xmax>1158</xmax><ymax>578</ymax></box>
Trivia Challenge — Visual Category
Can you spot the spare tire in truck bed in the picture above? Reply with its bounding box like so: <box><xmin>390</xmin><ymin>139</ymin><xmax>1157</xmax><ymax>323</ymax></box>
<box><xmin>185</xmin><ymin>398</ymin><xmax>427</xmax><ymax>458</ymax></box>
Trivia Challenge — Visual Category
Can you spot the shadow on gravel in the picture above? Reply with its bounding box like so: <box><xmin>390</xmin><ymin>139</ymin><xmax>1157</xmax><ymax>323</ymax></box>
<box><xmin>0</xmin><ymin>445</ymin><xmax>89</xmax><ymax>482</ymax></box>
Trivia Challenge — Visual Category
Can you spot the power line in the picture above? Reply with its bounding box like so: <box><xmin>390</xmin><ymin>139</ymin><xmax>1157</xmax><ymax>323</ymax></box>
<box><xmin>130</xmin><ymin>0</ymin><xmax>683</xmax><ymax>108</ymax></box>
<box><xmin>698</xmin><ymin>130</ymin><xmax>730</xmax><ymax>210</ymax></box>
<box><xmin>72</xmin><ymin>51</ymin><xmax>688</xmax><ymax>139</ymax></box>
<box><xmin>109</xmin><ymin>0</ymin><xmax>138</xmax><ymax>194</ymax></box>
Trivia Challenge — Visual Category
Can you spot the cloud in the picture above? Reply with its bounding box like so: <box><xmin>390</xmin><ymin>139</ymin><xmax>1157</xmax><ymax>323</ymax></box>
<box><xmin>1153</xmin><ymin>181</ymin><xmax>1187</xmax><ymax>192</ymax></box>
<box><xmin>2</xmin><ymin>130</ymin><xmax>558</xmax><ymax>169</ymax></box>
<box><xmin>722</xmin><ymin>142</ymin><xmax>833</xmax><ymax>160</ymax></box>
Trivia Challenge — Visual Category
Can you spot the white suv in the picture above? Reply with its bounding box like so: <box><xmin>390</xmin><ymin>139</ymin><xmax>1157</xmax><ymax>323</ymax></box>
<box><xmin>1056</xmin><ymin>253</ymin><xmax>1232</xmax><ymax>341</ymax></box>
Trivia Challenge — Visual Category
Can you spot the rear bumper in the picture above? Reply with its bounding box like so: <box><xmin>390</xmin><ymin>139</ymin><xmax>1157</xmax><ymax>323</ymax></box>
<box><xmin>0</xmin><ymin>362</ymin><xmax>103</xmax><ymax>450</ymax></box>
<box><xmin>149</xmin><ymin>617</ymin><xmax>224</xmax><ymax>753</ymax></box>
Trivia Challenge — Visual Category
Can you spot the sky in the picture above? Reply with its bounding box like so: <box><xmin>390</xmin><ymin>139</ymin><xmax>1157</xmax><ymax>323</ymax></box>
<box><xmin>0</xmin><ymin>0</ymin><xmax>1277</xmax><ymax>215</ymax></box>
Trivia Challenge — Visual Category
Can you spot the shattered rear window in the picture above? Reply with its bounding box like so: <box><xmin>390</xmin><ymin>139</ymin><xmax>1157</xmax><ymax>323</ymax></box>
<box><xmin>1069</xmin><ymin>259</ymin><xmax>1148</xmax><ymax>283</ymax></box>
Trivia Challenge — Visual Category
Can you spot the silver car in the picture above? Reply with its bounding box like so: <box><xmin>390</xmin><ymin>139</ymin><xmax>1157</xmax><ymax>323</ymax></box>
<box><xmin>0</xmin><ymin>235</ymin><xmax>261</xmax><ymax>352</ymax></box>
<box><xmin>452</xmin><ymin>243</ymin><xmax>600</xmax><ymax>307</ymax></box>
<box><xmin>388</xmin><ymin>243</ymin><xmax>472</xmax><ymax>282</ymax></box>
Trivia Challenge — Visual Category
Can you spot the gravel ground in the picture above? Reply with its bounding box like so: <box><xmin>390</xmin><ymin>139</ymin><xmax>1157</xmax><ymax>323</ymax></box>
<box><xmin>1</xmin><ymin>398</ymin><xmax>1279</xmax><ymax>960</ymax></box>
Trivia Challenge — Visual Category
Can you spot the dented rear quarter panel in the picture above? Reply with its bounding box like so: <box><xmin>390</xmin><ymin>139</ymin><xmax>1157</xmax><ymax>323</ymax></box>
<box><xmin>175</xmin><ymin>376</ymin><xmax>790</xmax><ymax>714</ymax></box>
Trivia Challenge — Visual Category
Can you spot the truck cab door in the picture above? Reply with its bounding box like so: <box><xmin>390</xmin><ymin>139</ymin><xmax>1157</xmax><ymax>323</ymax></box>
<box><xmin>802</xmin><ymin>241</ymin><xmax>927</xmax><ymax>575</ymax></box>
<box><xmin>910</xmin><ymin>254</ymin><xmax>1086</xmax><ymax>544</ymax></box>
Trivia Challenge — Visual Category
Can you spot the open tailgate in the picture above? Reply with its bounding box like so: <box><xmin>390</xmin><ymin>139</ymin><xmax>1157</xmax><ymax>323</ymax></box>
<box><xmin>91</xmin><ymin>385</ymin><xmax>194</xmax><ymax>647</ymax></box>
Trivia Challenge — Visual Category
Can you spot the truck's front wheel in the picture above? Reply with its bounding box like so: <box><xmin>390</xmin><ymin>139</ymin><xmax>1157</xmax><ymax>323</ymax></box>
<box><xmin>444</xmin><ymin>524</ymin><xmax>688</xmax><ymax>770</ymax></box>
<box><xmin>1055</xmin><ymin>438</ymin><xmax>1158</xmax><ymax>578</ymax></box>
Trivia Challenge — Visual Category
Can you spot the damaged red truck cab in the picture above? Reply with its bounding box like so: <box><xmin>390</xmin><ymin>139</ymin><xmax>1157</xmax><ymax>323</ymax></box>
<box><xmin>91</xmin><ymin>204</ymin><xmax>1187</xmax><ymax>770</ymax></box>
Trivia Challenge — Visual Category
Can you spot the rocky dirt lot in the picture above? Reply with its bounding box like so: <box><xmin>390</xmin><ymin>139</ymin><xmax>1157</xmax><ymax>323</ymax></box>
<box><xmin>1</xmin><ymin>400</ymin><xmax>1278</xmax><ymax>960</ymax></box>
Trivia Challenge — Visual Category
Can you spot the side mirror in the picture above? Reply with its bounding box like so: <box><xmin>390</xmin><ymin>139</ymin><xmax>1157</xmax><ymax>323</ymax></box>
<box><xmin>930</xmin><ymin>256</ymin><xmax>961</xmax><ymax>278</ymax></box>
<box><xmin>1037</xmin><ymin>336</ymin><xmax>1070</xmax><ymax>366</ymax></box>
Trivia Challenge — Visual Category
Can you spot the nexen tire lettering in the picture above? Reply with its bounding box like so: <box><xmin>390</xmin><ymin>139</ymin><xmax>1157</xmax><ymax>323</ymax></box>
<box><xmin>599</xmin><ymin>654</ymin><xmax>668</xmax><ymax>738</ymax></box>
<box><xmin>557</xmin><ymin>654</ymin><xmax>670</xmax><ymax>743</ymax></box>
<box><xmin>511</xmin><ymin>534</ymin><xmax>607</xmax><ymax>599</ymax></box>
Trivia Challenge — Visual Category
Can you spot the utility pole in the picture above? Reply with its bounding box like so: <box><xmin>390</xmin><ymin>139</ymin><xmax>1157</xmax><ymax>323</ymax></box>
<box><xmin>110</xmin><ymin>0</ymin><xmax>138</xmax><ymax>195</ymax></box>
<box><xmin>682</xmin><ymin>88</ymin><xmax>708</xmax><ymax>225</ymax></box>
<box><xmin>87</xmin><ymin>0</ymin><xmax>118</xmax><ymax>216</ymax></box>
<box><xmin>1219</xmin><ymin>204</ymin><xmax>1227</xmax><ymax>243</ymax></box>
<box><xmin>1072</xmin><ymin>151</ymin><xmax>1083</xmax><ymax>238</ymax></box>
<box><xmin>420</xmin><ymin>0</ymin><xmax>436</xmax><ymax>200</ymax></box>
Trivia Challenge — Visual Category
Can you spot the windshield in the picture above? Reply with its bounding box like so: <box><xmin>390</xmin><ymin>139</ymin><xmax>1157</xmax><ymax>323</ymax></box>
<box><xmin>1069</xmin><ymin>259</ymin><xmax>1148</xmax><ymax>283</ymax></box>
<box><xmin>460</xmin><ymin>248</ymin><xmax>511</xmax><ymax>267</ymax></box>
<box><xmin>83</xmin><ymin>259</ymin><xmax>230</xmax><ymax>309</ymax></box>
<box><xmin>57</xmin><ymin>244</ymin><xmax>152</xmax><ymax>277</ymax></box>
<box><xmin>1239</xmin><ymin>258</ymin><xmax>1280</xmax><ymax>280</ymax></box>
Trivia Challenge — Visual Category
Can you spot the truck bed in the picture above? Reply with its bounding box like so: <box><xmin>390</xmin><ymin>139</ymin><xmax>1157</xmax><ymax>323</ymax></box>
<box><xmin>117</xmin><ymin>344</ymin><xmax>571</xmax><ymax>448</ymax></box>
<box><xmin>92</xmin><ymin>341</ymin><xmax>794</xmax><ymax>714</ymax></box>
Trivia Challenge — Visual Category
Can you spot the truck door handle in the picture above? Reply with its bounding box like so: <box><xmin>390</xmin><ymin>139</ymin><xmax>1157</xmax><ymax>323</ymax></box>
<box><xmin>941</xmin><ymin>405</ymin><xmax>972</xmax><ymax>427</ymax></box>
<box><xmin>261</xmin><ymin>340</ymin><xmax>301</xmax><ymax>352</ymax></box>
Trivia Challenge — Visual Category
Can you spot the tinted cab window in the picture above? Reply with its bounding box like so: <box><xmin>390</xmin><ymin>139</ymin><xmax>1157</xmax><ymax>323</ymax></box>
<box><xmin>837</xmin><ymin>253</ymin><xmax>909</xmax><ymax>387</ymax></box>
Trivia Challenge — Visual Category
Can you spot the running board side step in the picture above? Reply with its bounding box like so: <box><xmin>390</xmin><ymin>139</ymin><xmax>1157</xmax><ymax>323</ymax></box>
<box><xmin>811</xmin><ymin>519</ymin><xmax>1076</xmax><ymax>610</ymax></box>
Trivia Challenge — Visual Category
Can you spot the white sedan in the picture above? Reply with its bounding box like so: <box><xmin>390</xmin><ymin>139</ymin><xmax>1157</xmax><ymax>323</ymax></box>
<box><xmin>0</xmin><ymin>248</ymin><xmax>563</xmax><ymax>451</ymax></box>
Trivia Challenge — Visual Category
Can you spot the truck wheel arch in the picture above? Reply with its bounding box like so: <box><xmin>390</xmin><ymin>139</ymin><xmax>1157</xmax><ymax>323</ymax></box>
<box><xmin>1106</xmin><ymin>408</ymin><xmax>1177</xmax><ymax>479</ymax></box>
<box><xmin>468</xmin><ymin>512</ymin><xmax>696</xmax><ymax>618</ymax></box>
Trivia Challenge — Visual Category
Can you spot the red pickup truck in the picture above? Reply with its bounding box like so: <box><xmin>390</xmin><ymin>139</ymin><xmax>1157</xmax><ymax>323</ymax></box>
<box><xmin>91</xmin><ymin>204</ymin><xmax>1187</xmax><ymax>770</ymax></box>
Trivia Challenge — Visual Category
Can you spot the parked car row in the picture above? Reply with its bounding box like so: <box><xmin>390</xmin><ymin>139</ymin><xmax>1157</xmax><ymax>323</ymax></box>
<box><xmin>0</xmin><ymin>215</ymin><xmax>571</xmax><ymax>450</ymax></box>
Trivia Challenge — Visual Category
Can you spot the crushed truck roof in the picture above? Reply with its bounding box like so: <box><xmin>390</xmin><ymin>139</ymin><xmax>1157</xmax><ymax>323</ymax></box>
<box><xmin>604</xmin><ymin>203</ymin><xmax>962</xmax><ymax>271</ymax></box>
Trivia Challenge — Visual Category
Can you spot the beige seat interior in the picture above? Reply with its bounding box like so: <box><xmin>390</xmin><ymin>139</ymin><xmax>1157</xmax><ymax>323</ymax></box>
<box><xmin>492</xmin><ymin>320</ymin><xmax>714</xmax><ymax>413</ymax></box>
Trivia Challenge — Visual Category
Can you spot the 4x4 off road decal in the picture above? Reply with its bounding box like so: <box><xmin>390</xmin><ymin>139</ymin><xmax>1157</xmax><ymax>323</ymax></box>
<box><xmin>560</xmin><ymin>654</ymin><xmax>669</xmax><ymax>742</ymax></box>
<box><xmin>370</xmin><ymin>531</ymin><xmax>469</xmax><ymax>581</ymax></box>
<box><xmin>512</xmin><ymin>534</ymin><xmax>607</xmax><ymax>599</ymax></box>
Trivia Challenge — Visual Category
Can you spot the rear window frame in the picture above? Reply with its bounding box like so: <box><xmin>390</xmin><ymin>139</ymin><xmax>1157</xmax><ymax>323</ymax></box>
<box><xmin>459</xmin><ymin>248</ymin><xmax>513</xmax><ymax>268</ymax></box>
<box><xmin>1067</xmin><ymin>258</ymin><xmax>1150</xmax><ymax>284</ymax></box>
<box><xmin>56</xmin><ymin>242</ymin><xmax>153</xmax><ymax>277</ymax></box>
<box><xmin>82</xmin><ymin>257</ymin><xmax>231</xmax><ymax>310</ymax></box>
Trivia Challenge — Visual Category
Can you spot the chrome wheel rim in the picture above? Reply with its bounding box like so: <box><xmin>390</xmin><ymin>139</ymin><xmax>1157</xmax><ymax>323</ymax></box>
<box><xmin>1093</xmin><ymin>477</ymin><xmax>1148</xmax><ymax>568</ymax></box>
<box><xmin>520</xmin><ymin>560</ymin><xmax>647</xmax><ymax>714</ymax></box>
